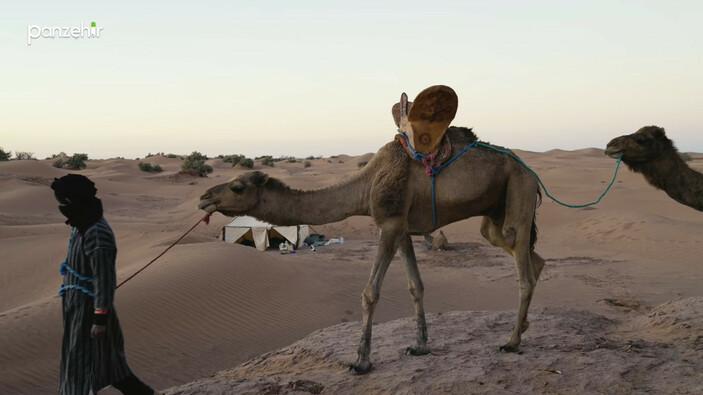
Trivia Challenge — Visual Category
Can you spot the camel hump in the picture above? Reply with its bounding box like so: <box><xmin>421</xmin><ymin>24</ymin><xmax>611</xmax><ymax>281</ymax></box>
<box><xmin>393</xmin><ymin>85</ymin><xmax>458</xmax><ymax>155</ymax></box>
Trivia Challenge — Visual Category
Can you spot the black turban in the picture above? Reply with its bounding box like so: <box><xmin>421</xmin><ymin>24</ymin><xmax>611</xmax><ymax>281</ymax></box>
<box><xmin>51</xmin><ymin>174</ymin><xmax>103</xmax><ymax>232</ymax></box>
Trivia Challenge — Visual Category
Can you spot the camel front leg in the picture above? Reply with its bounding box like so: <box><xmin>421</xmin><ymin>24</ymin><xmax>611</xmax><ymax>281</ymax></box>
<box><xmin>349</xmin><ymin>220</ymin><xmax>404</xmax><ymax>375</ymax></box>
<box><xmin>398</xmin><ymin>233</ymin><xmax>430</xmax><ymax>356</ymax></box>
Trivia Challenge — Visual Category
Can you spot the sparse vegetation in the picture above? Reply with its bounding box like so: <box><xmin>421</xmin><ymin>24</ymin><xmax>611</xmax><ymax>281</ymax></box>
<box><xmin>182</xmin><ymin>151</ymin><xmax>213</xmax><ymax>177</ymax></box>
<box><xmin>53</xmin><ymin>159</ymin><xmax>64</xmax><ymax>168</ymax></box>
<box><xmin>14</xmin><ymin>151</ymin><xmax>35</xmax><ymax>160</ymax></box>
<box><xmin>0</xmin><ymin>147</ymin><xmax>11</xmax><ymax>161</ymax></box>
<box><xmin>222</xmin><ymin>154</ymin><xmax>246</xmax><ymax>167</ymax></box>
<box><xmin>304</xmin><ymin>161</ymin><xmax>312</xmax><ymax>168</ymax></box>
<box><xmin>45</xmin><ymin>152</ymin><xmax>67</xmax><ymax>160</ymax></box>
<box><xmin>261</xmin><ymin>156</ymin><xmax>275</xmax><ymax>167</ymax></box>
<box><xmin>138</xmin><ymin>162</ymin><xmax>163</xmax><ymax>172</ymax></box>
<box><xmin>65</xmin><ymin>153</ymin><xmax>88</xmax><ymax>170</ymax></box>
<box><xmin>357</xmin><ymin>161</ymin><xmax>368</xmax><ymax>168</ymax></box>
<box><xmin>287</xmin><ymin>157</ymin><xmax>298</xmax><ymax>163</ymax></box>
<box><xmin>306</xmin><ymin>155</ymin><xmax>316</xmax><ymax>160</ymax></box>
<box><xmin>680</xmin><ymin>152</ymin><xmax>693</xmax><ymax>162</ymax></box>
<box><xmin>239</xmin><ymin>158</ymin><xmax>254</xmax><ymax>169</ymax></box>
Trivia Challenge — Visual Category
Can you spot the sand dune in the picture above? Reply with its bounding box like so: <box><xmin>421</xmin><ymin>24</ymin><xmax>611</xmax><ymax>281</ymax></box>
<box><xmin>1</xmin><ymin>146</ymin><xmax>702</xmax><ymax>393</ymax></box>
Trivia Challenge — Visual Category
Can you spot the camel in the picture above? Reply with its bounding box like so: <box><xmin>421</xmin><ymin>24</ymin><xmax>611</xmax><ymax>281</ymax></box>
<box><xmin>198</xmin><ymin>85</ymin><xmax>545</xmax><ymax>374</ymax></box>
<box><xmin>605</xmin><ymin>126</ymin><xmax>703</xmax><ymax>211</ymax></box>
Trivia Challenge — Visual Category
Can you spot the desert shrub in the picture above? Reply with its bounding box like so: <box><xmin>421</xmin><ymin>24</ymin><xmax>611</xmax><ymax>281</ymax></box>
<box><xmin>182</xmin><ymin>151</ymin><xmax>213</xmax><ymax>177</ymax></box>
<box><xmin>222</xmin><ymin>154</ymin><xmax>246</xmax><ymax>167</ymax></box>
<box><xmin>53</xmin><ymin>159</ymin><xmax>64</xmax><ymax>168</ymax></box>
<box><xmin>138</xmin><ymin>162</ymin><xmax>163</xmax><ymax>172</ymax></box>
<box><xmin>65</xmin><ymin>153</ymin><xmax>88</xmax><ymax>170</ymax></box>
<box><xmin>338</xmin><ymin>160</ymin><xmax>344</xmax><ymax>163</ymax></box>
<box><xmin>304</xmin><ymin>161</ymin><xmax>312</xmax><ymax>168</ymax></box>
<box><xmin>261</xmin><ymin>156</ymin><xmax>275</xmax><ymax>167</ymax></box>
<box><xmin>166</xmin><ymin>154</ymin><xmax>178</xmax><ymax>159</ymax></box>
<box><xmin>15</xmin><ymin>151</ymin><xmax>35</xmax><ymax>160</ymax></box>
<box><xmin>287</xmin><ymin>157</ymin><xmax>297</xmax><ymax>163</ymax></box>
<box><xmin>46</xmin><ymin>152</ymin><xmax>67</xmax><ymax>160</ymax></box>
<box><xmin>239</xmin><ymin>158</ymin><xmax>254</xmax><ymax>168</ymax></box>
<box><xmin>680</xmin><ymin>152</ymin><xmax>693</xmax><ymax>162</ymax></box>
<box><xmin>0</xmin><ymin>147</ymin><xmax>11</xmax><ymax>161</ymax></box>
<box><xmin>306</xmin><ymin>155</ymin><xmax>316</xmax><ymax>160</ymax></box>
<box><xmin>357</xmin><ymin>161</ymin><xmax>368</xmax><ymax>168</ymax></box>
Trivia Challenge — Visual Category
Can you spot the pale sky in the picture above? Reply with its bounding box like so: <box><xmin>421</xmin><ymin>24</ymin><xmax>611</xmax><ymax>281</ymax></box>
<box><xmin>2</xmin><ymin>1</ymin><xmax>703</xmax><ymax>159</ymax></box>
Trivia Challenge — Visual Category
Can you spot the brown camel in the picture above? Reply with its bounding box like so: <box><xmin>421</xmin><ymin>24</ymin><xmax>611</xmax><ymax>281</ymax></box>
<box><xmin>198</xmin><ymin>86</ymin><xmax>545</xmax><ymax>374</ymax></box>
<box><xmin>605</xmin><ymin>125</ymin><xmax>703</xmax><ymax>211</ymax></box>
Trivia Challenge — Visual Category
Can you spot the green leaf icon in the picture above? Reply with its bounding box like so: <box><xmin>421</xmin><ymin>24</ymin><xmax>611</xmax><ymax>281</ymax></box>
<box><xmin>91</xmin><ymin>21</ymin><xmax>96</xmax><ymax>27</ymax></box>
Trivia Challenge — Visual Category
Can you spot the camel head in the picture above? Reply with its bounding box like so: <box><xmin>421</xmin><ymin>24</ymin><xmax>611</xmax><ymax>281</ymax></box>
<box><xmin>605</xmin><ymin>126</ymin><xmax>674</xmax><ymax>164</ymax></box>
<box><xmin>197</xmin><ymin>171</ymin><xmax>270</xmax><ymax>216</ymax></box>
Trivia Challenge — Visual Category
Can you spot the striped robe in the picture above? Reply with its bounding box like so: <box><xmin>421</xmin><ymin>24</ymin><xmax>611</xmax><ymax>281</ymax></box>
<box><xmin>59</xmin><ymin>218</ymin><xmax>133</xmax><ymax>395</ymax></box>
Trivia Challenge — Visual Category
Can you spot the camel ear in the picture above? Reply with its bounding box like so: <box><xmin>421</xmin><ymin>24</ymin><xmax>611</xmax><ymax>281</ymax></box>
<box><xmin>249</xmin><ymin>171</ymin><xmax>269</xmax><ymax>186</ymax></box>
<box><xmin>406</xmin><ymin>85</ymin><xmax>458</xmax><ymax>154</ymax></box>
<box><xmin>391</xmin><ymin>94</ymin><xmax>413</xmax><ymax>127</ymax></box>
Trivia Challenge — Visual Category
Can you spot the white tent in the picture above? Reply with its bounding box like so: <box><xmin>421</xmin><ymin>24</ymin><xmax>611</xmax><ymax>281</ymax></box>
<box><xmin>221</xmin><ymin>216</ymin><xmax>310</xmax><ymax>251</ymax></box>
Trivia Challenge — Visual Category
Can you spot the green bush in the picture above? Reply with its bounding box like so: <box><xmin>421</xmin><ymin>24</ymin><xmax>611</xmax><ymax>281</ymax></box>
<box><xmin>261</xmin><ymin>156</ymin><xmax>275</xmax><ymax>167</ymax></box>
<box><xmin>304</xmin><ymin>161</ymin><xmax>312</xmax><ymax>168</ymax></box>
<box><xmin>287</xmin><ymin>157</ymin><xmax>297</xmax><ymax>163</ymax></box>
<box><xmin>680</xmin><ymin>152</ymin><xmax>693</xmax><ymax>162</ymax></box>
<box><xmin>53</xmin><ymin>159</ymin><xmax>64</xmax><ymax>168</ymax></box>
<box><xmin>222</xmin><ymin>154</ymin><xmax>246</xmax><ymax>167</ymax></box>
<box><xmin>65</xmin><ymin>153</ymin><xmax>88</xmax><ymax>170</ymax></box>
<box><xmin>239</xmin><ymin>158</ymin><xmax>254</xmax><ymax>169</ymax></box>
<box><xmin>15</xmin><ymin>151</ymin><xmax>35</xmax><ymax>160</ymax></box>
<box><xmin>0</xmin><ymin>147</ymin><xmax>11</xmax><ymax>161</ymax></box>
<box><xmin>138</xmin><ymin>162</ymin><xmax>163</xmax><ymax>172</ymax></box>
<box><xmin>182</xmin><ymin>151</ymin><xmax>213</xmax><ymax>177</ymax></box>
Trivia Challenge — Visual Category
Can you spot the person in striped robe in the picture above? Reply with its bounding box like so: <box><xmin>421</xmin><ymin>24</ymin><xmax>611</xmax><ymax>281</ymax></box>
<box><xmin>52</xmin><ymin>174</ymin><xmax>158</xmax><ymax>395</ymax></box>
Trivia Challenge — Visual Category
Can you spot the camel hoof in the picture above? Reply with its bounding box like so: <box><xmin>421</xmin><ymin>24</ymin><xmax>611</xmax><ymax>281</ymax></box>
<box><xmin>348</xmin><ymin>361</ymin><xmax>372</xmax><ymax>375</ymax></box>
<box><xmin>498</xmin><ymin>344</ymin><xmax>521</xmax><ymax>353</ymax></box>
<box><xmin>404</xmin><ymin>345</ymin><xmax>431</xmax><ymax>356</ymax></box>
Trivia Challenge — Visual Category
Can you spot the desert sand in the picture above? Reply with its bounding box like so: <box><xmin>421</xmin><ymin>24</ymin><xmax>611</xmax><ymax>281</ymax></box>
<box><xmin>1</xmin><ymin>143</ymin><xmax>702</xmax><ymax>394</ymax></box>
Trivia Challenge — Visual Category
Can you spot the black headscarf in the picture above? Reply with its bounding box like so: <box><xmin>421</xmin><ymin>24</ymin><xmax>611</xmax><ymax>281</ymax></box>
<box><xmin>51</xmin><ymin>174</ymin><xmax>104</xmax><ymax>233</ymax></box>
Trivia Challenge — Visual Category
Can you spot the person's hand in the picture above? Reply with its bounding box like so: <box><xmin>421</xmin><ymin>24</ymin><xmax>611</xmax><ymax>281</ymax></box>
<box><xmin>91</xmin><ymin>324</ymin><xmax>106</xmax><ymax>339</ymax></box>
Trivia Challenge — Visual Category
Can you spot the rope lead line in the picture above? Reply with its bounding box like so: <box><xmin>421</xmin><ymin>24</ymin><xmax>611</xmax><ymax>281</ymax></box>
<box><xmin>475</xmin><ymin>142</ymin><xmax>623</xmax><ymax>208</ymax></box>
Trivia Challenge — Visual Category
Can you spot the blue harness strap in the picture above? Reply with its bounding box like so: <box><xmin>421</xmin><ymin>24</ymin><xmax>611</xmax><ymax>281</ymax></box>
<box><xmin>397</xmin><ymin>131</ymin><xmax>476</xmax><ymax>230</ymax></box>
<box><xmin>58</xmin><ymin>229</ymin><xmax>95</xmax><ymax>297</ymax></box>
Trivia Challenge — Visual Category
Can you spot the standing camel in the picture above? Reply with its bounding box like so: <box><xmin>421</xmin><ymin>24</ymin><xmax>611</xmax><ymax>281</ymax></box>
<box><xmin>198</xmin><ymin>86</ymin><xmax>545</xmax><ymax>374</ymax></box>
<box><xmin>605</xmin><ymin>125</ymin><xmax>703</xmax><ymax>211</ymax></box>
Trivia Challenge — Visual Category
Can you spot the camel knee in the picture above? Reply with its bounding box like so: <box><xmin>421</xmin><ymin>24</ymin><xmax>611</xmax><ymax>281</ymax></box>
<box><xmin>408</xmin><ymin>281</ymin><xmax>424</xmax><ymax>302</ymax></box>
<box><xmin>361</xmin><ymin>287</ymin><xmax>380</xmax><ymax>309</ymax></box>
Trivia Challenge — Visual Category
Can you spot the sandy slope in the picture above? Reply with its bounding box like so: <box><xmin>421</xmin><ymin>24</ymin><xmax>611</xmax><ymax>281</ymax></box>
<box><xmin>1</xmin><ymin>147</ymin><xmax>702</xmax><ymax>394</ymax></box>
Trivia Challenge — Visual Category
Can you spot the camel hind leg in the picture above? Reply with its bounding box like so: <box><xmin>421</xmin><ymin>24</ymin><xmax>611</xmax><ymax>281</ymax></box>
<box><xmin>480</xmin><ymin>186</ymin><xmax>541</xmax><ymax>352</ymax></box>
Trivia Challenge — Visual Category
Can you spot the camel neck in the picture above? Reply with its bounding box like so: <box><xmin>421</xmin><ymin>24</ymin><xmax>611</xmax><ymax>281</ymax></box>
<box><xmin>248</xmin><ymin>174</ymin><xmax>370</xmax><ymax>226</ymax></box>
<box><xmin>638</xmin><ymin>151</ymin><xmax>703</xmax><ymax>211</ymax></box>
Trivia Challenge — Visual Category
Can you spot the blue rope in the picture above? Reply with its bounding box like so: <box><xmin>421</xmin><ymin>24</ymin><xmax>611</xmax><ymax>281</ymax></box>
<box><xmin>397</xmin><ymin>131</ymin><xmax>476</xmax><ymax>229</ymax></box>
<box><xmin>475</xmin><ymin>142</ymin><xmax>623</xmax><ymax>208</ymax></box>
<box><xmin>58</xmin><ymin>284</ymin><xmax>95</xmax><ymax>297</ymax></box>
<box><xmin>58</xmin><ymin>229</ymin><xmax>95</xmax><ymax>297</ymax></box>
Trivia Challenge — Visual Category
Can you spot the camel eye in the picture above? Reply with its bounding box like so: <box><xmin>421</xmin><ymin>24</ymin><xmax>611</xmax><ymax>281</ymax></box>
<box><xmin>231</xmin><ymin>183</ymin><xmax>245</xmax><ymax>194</ymax></box>
<box><xmin>634</xmin><ymin>136</ymin><xmax>649</xmax><ymax>146</ymax></box>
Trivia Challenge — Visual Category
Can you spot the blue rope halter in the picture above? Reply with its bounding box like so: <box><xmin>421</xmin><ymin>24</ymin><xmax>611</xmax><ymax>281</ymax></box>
<box><xmin>58</xmin><ymin>229</ymin><xmax>95</xmax><ymax>297</ymax></box>
<box><xmin>397</xmin><ymin>130</ymin><xmax>476</xmax><ymax>230</ymax></box>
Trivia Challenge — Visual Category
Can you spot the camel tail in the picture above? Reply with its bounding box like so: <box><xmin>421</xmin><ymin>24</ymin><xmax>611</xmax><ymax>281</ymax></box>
<box><xmin>530</xmin><ymin>189</ymin><xmax>542</xmax><ymax>251</ymax></box>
